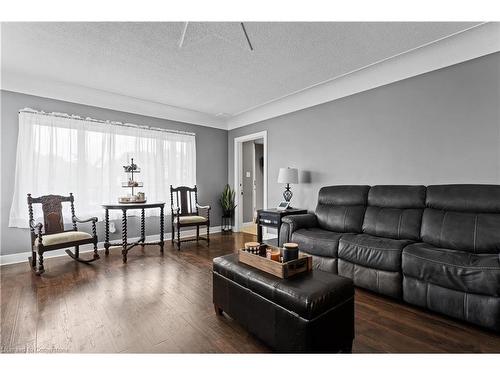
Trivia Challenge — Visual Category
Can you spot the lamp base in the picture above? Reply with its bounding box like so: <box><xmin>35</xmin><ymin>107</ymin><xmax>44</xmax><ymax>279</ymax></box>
<box><xmin>283</xmin><ymin>184</ymin><xmax>293</xmax><ymax>202</ymax></box>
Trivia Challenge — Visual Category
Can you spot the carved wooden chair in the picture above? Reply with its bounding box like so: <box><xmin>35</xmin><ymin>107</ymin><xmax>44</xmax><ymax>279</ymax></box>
<box><xmin>170</xmin><ymin>185</ymin><xmax>210</xmax><ymax>250</ymax></box>
<box><xmin>28</xmin><ymin>193</ymin><xmax>99</xmax><ymax>275</ymax></box>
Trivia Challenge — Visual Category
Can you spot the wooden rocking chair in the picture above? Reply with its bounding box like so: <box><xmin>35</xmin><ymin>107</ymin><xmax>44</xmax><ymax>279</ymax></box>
<box><xmin>27</xmin><ymin>193</ymin><xmax>99</xmax><ymax>275</ymax></box>
<box><xmin>170</xmin><ymin>185</ymin><xmax>210</xmax><ymax>250</ymax></box>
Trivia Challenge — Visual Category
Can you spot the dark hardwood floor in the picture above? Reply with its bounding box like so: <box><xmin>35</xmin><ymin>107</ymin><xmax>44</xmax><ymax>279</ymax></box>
<box><xmin>1</xmin><ymin>232</ymin><xmax>500</xmax><ymax>353</ymax></box>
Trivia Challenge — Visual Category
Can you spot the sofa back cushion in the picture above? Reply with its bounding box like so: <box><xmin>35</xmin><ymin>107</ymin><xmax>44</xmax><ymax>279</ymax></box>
<box><xmin>421</xmin><ymin>185</ymin><xmax>500</xmax><ymax>253</ymax></box>
<box><xmin>363</xmin><ymin>185</ymin><xmax>426</xmax><ymax>241</ymax></box>
<box><xmin>315</xmin><ymin>185</ymin><xmax>369</xmax><ymax>232</ymax></box>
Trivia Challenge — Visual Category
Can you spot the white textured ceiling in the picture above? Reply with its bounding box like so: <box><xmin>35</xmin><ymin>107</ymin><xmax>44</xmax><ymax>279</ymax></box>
<box><xmin>1</xmin><ymin>22</ymin><xmax>482</xmax><ymax>121</ymax></box>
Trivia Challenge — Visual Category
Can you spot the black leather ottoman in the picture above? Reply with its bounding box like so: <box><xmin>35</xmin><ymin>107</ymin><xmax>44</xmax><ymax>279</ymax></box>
<box><xmin>212</xmin><ymin>253</ymin><xmax>355</xmax><ymax>353</ymax></box>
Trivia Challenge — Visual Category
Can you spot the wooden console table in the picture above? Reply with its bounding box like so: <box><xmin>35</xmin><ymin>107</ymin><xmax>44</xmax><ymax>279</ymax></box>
<box><xmin>102</xmin><ymin>202</ymin><xmax>165</xmax><ymax>263</ymax></box>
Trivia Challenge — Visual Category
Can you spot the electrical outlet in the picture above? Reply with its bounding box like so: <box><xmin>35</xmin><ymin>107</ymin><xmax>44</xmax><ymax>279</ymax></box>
<box><xmin>109</xmin><ymin>222</ymin><xmax>116</xmax><ymax>233</ymax></box>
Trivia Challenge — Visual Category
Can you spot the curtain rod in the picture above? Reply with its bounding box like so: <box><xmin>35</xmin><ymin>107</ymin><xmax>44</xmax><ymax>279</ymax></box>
<box><xmin>18</xmin><ymin>108</ymin><xmax>196</xmax><ymax>136</ymax></box>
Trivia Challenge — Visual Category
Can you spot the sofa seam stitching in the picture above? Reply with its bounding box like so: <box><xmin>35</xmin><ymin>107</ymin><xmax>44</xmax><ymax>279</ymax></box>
<box><xmin>340</xmin><ymin>239</ymin><xmax>403</xmax><ymax>251</ymax></box>
<box><xmin>403</xmin><ymin>252</ymin><xmax>500</xmax><ymax>270</ymax></box>
<box><xmin>340</xmin><ymin>258</ymin><xmax>399</xmax><ymax>273</ymax></box>
<box><xmin>296</xmin><ymin>233</ymin><xmax>339</xmax><ymax>243</ymax></box>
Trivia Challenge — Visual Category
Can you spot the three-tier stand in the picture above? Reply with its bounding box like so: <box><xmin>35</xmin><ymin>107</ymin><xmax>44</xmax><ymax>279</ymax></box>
<box><xmin>119</xmin><ymin>157</ymin><xmax>146</xmax><ymax>203</ymax></box>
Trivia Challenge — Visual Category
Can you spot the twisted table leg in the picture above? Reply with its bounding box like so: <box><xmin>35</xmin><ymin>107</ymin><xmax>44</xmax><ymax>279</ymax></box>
<box><xmin>92</xmin><ymin>220</ymin><xmax>99</xmax><ymax>259</ymax></box>
<box><xmin>159</xmin><ymin>205</ymin><xmax>164</xmax><ymax>253</ymax></box>
<box><xmin>207</xmin><ymin>223</ymin><xmax>210</xmax><ymax>246</ymax></box>
<box><xmin>122</xmin><ymin>209</ymin><xmax>128</xmax><ymax>263</ymax></box>
<box><xmin>141</xmin><ymin>208</ymin><xmax>146</xmax><ymax>247</ymax></box>
<box><xmin>104</xmin><ymin>208</ymin><xmax>110</xmax><ymax>255</ymax></box>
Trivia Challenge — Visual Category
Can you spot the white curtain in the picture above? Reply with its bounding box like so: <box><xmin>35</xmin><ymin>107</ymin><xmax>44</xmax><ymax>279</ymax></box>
<box><xmin>9</xmin><ymin>110</ymin><xmax>196</xmax><ymax>228</ymax></box>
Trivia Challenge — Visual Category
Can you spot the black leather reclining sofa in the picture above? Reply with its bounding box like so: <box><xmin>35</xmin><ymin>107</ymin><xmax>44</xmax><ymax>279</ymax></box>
<box><xmin>279</xmin><ymin>185</ymin><xmax>500</xmax><ymax>332</ymax></box>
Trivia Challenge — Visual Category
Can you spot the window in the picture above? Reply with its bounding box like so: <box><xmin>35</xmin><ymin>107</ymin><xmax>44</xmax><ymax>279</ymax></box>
<box><xmin>9</xmin><ymin>109</ymin><xmax>196</xmax><ymax>228</ymax></box>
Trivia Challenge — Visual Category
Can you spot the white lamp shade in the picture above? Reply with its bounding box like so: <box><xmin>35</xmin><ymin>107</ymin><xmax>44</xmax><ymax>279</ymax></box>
<box><xmin>277</xmin><ymin>167</ymin><xmax>298</xmax><ymax>184</ymax></box>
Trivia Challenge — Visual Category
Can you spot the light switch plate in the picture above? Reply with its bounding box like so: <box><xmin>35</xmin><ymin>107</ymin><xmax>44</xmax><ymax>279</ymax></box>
<box><xmin>246</xmin><ymin>171</ymin><xmax>251</xmax><ymax>178</ymax></box>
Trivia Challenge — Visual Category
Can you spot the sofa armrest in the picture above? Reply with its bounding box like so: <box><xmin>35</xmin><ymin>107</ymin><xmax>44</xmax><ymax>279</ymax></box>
<box><xmin>280</xmin><ymin>214</ymin><xmax>317</xmax><ymax>246</ymax></box>
<box><xmin>282</xmin><ymin>214</ymin><xmax>318</xmax><ymax>232</ymax></box>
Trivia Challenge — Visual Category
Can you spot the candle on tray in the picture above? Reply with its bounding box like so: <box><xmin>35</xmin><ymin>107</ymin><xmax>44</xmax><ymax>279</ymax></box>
<box><xmin>270</xmin><ymin>249</ymin><xmax>280</xmax><ymax>262</ymax></box>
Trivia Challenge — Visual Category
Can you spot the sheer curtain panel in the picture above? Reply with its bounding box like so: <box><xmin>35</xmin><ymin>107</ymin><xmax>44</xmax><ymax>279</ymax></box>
<box><xmin>9</xmin><ymin>110</ymin><xmax>196</xmax><ymax>228</ymax></box>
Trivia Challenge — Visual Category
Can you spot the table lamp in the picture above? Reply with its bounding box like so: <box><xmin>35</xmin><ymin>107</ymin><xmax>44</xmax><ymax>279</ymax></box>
<box><xmin>277</xmin><ymin>167</ymin><xmax>298</xmax><ymax>202</ymax></box>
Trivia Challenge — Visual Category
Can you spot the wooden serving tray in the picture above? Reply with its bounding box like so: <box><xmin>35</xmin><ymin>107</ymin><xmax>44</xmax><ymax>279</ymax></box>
<box><xmin>238</xmin><ymin>249</ymin><xmax>312</xmax><ymax>279</ymax></box>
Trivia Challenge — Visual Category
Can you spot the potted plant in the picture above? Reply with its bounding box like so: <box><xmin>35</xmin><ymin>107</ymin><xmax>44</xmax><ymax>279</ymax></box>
<box><xmin>220</xmin><ymin>184</ymin><xmax>236</xmax><ymax>218</ymax></box>
<box><xmin>220</xmin><ymin>184</ymin><xmax>236</xmax><ymax>233</ymax></box>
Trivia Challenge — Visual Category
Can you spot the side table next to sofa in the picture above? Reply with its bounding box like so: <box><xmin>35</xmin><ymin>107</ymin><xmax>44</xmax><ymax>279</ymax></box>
<box><xmin>256</xmin><ymin>208</ymin><xmax>307</xmax><ymax>244</ymax></box>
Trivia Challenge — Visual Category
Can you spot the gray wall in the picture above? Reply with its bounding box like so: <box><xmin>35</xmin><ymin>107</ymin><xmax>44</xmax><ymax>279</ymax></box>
<box><xmin>1</xmin><ymin>90</ymin><xmax>228</xmax><ymax>255</ymax></box>
<box><xmin>242</xmin><ymin>141</ymin><xmax>254</xmax><ymax>223</ymax></box>
<box><xmin>228</xmin><ymin>52</ymin><xmax>500</xmax><ymax>216</ymax></box>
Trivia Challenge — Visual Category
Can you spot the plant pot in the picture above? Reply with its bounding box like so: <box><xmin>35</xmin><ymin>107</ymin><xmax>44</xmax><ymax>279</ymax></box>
<box><xmin>221</xmin><ymin>213</ymin><xmax>233</xmax><ymax>233</ymax></box>
<box><xmin>222</xmin><ymin>210</ymin><xmax>234</xmax><ymax>218</ymax></box>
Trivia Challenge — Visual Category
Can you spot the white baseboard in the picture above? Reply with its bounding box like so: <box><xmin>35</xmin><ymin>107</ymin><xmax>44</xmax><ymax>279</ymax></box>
<box><xmin>0</xmin><ymin>226</ymin><xmax>221</xmax><ymax>266</ymax></box>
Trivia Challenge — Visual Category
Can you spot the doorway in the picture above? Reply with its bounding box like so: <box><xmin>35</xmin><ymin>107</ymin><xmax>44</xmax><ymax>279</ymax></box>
<box><xmin>233</xmin><ymin>131</ymin><xmax>267</xmax><ymax>235</ymax></box>
<box><xmin>240</xmin><ymin>140</ymin><xmax>264</xmax><ymax>235</ymax></box>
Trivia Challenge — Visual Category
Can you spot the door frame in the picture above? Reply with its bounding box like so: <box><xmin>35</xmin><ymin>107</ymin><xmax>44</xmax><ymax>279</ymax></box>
<box><xmin>233</xmin><ymin>131</ymin><xmax>267</xmax><ymax>233</ymax></box>
<box><xmin>252</xmin><ymin>142</ymin><xmax>256</xmax><ymax>215</ymax></box>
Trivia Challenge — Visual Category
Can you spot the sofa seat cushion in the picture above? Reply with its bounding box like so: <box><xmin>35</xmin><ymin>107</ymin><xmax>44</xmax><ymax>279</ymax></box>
<box><xmin>291</xmin><ymin>228</ymin><xmax>343</xmax><ymax>257</ymax></box>
<box><xmin>174</xmin><ymin>215</ymin><xmax>208</xmax><ymax>225</ymax></box>
<box><xmin>34</xmin><ymin>231</ymin><xmax>93</xmax><ymax>247</ymax></box>
<box><xmin>338</xmin><ymin>234</ymin><xmax>413</xmax><ymax>272</ymax></box>
<box><xmin>402</xmin><ymin>243</ymin><xmax>500</xmax><ymax>296</ymax></box>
